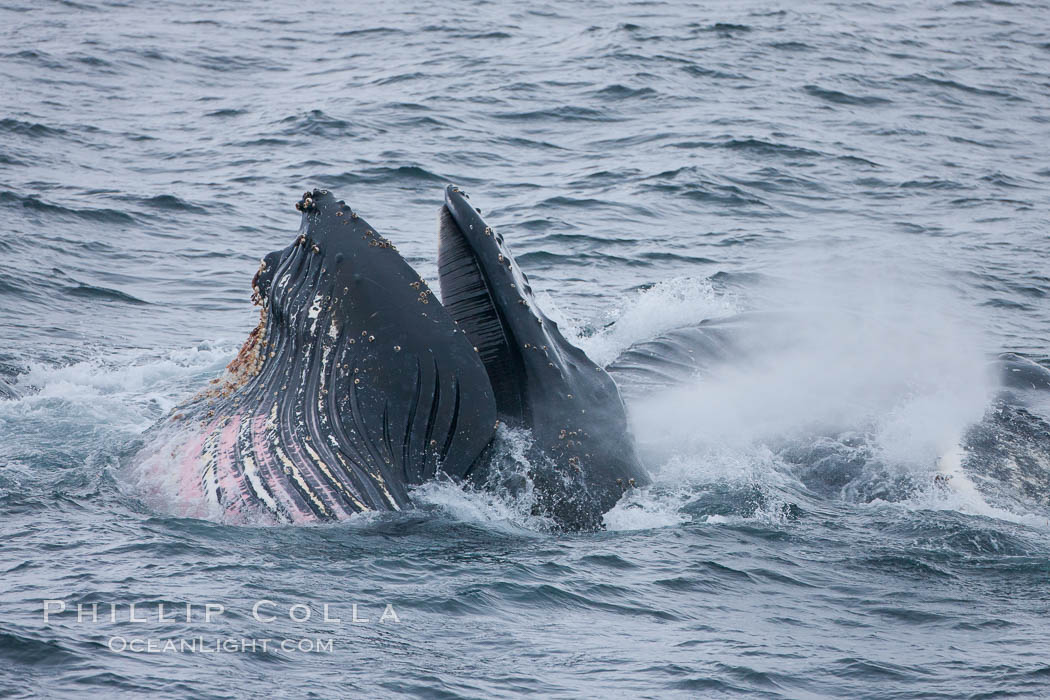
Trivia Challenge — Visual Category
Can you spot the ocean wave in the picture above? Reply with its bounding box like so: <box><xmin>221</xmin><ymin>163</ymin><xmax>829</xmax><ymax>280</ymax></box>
<box><xmin>0</xmin><ymin>191</ymin><xmax>136</xmax><ymax>225</ymax></box>
<box><xmin>803</xmin><ymin>84</ymin><xmax>893</xmax><ymax>106</ymax></box>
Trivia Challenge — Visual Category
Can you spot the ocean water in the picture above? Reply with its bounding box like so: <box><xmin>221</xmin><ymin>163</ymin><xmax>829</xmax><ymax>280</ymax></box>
<box><xmin>2</xmin><ymin>0</ymin><xmax>1050</xmax><ymax>697</ymax></box>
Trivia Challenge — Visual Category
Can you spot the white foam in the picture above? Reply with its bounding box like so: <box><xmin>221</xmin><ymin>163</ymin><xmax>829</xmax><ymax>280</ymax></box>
<box><xmin>879</xmin><ymin>444</ymin><xmax>1050</xmax><ymax>529</ymax></box>
<box><xmin>604</xmin><ymin>448</ymin><xmax>791</xmax><ymax>531</ymax></box>
<box><xmin>575</xmin><ymin>276</ymin><xmax>739</xmax><ymax>366</ymax></box>
<box><xmin>603</xmin><ymin>487</ymin><xmax>691</xmax><ymax>531</ymax></box>
<box><xmin>1</xmin><ymin>343</ymin><xmax>235</xmax><ymax>435</ymax></box>
<box><xmin>411</xmin><ymin>427</ymin><xmax>554</xmax><ymax>533</ymax></box>
<box><xmin>17</xmin><ymin>344</ymin><xmax>231</xmax><ymax>400</ymax></box>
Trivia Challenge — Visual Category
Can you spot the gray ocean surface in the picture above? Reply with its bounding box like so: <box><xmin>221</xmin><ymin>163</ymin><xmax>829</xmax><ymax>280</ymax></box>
<box><xmin>2</xmin><ymin>0</ymin><xmax>1050</xmax><ymax>697</ymax></box>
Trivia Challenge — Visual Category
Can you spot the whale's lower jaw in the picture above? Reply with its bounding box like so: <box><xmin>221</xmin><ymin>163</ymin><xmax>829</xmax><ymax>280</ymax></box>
<box><xmin>130</xmin><ymin>190</ymin><xmax>497</xmax><ymax>524</ymax></box>
<box><xmin>133</xmin><ymin>299</ymin><xmax>433</xmax><ymax>525</ymax></box>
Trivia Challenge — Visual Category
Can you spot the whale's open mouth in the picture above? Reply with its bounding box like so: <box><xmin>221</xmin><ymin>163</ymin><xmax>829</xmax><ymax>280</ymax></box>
<box><xmin>137</xmin><ymin>186</ymin><xmax>645</xmax><ymax>530</ymax></box>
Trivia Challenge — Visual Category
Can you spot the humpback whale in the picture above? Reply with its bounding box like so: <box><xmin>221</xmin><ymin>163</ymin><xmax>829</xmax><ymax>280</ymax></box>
<box><xmin>131</xmin><ymin>187</ymin><xmax>647</xmax><ymax>529</ymax></box>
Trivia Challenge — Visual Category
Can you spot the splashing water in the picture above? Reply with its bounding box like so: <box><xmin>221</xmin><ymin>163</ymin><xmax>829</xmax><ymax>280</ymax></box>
<box><xmin>586</xmin><ymin>253</ymin><xmax>1023</xmax><ymax>529</ymax></box>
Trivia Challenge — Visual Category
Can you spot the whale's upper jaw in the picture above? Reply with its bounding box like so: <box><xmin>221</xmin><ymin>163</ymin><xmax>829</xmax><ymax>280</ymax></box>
<box><xmin>438</xmin><ymin>185</ymin><xmax>618</xmax><ymax>421</ymax></box>
<box><xmin>437</xmin><ymin>185</ymin><xmax>649</xmax><ymax>529</ymax></box>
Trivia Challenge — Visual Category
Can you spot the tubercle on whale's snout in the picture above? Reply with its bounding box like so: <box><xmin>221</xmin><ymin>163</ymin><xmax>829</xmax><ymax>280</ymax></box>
<box><xmin>293</xmin><ymin>188</ymin><xmax>352</xmax><ymax>221</ymax></box>
<box><xmin>294</xmin><ymin>189</ymin><xmax>326</xmax><ymax>213</ymax></box>
<box><xmin>293</xmin><ymin>189</ymin><xmax>405</xmax><ymax>266</ymax></box>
